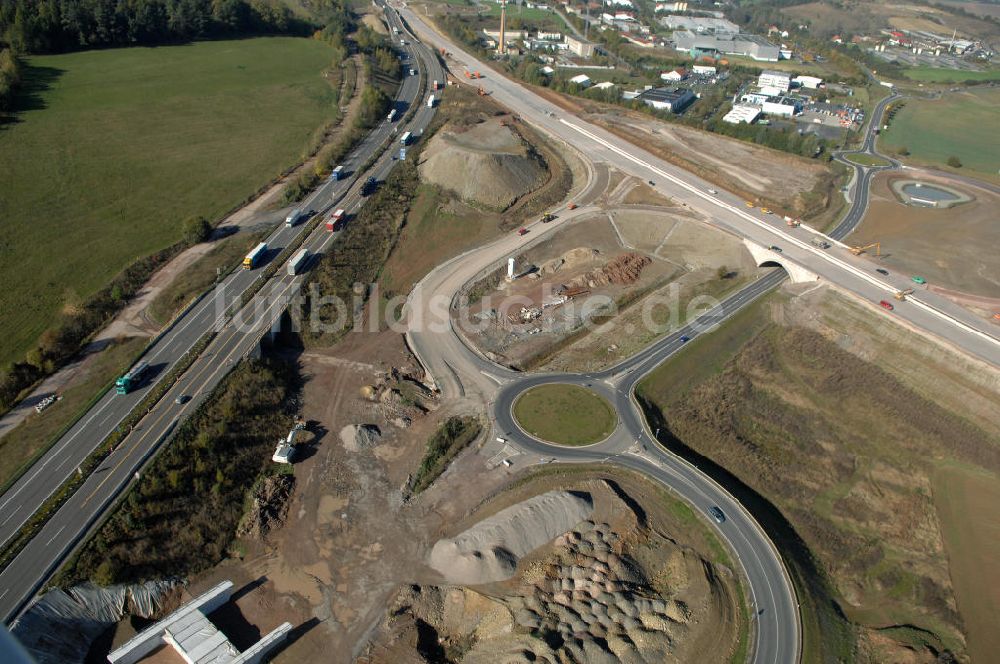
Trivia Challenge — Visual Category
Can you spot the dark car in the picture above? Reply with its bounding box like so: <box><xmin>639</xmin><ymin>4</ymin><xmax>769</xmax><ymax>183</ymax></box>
<box><xmin>175</xmin><ymin>394</ymin><xmax>189</xmax><ymax>405</ymax></box>
<box><xmin>709</xmin><ymin>506</ymin><xmax>726</xmax><ymax>523</ymax></box>
<box><xmin>768</xmin><ymin>245</ymin><xmax>782</xmax><ymax>253</ymax></box>
<box><xmin>876</xmin><ymin>268</ymin><xmax>889</xmax><ymax>276</ymax></box>
<box><xmin>679</xmin><ymin>335</ymin><xmax>690</xmax><ymax>343</ymax></box>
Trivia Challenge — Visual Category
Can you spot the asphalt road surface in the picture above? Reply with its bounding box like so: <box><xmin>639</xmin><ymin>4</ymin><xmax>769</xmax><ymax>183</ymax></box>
<box><xmin>0</xmin><ymin>5</ymin><xmax>444</xmax><ymax>624</ymax></box>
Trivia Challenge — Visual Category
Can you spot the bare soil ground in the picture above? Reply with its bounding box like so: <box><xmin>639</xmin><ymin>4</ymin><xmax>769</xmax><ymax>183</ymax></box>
<box><xmin>164</xmin><ymin>326</ymin><xmax>745</xmax><ymax>663</ymax></box>
<box><xmin>528</xmin><ymin>84</ymin><xmax>834</xmax><ymax>216</ymax></box>
<box><xmin>382</xmin><ymin>86</ymin><xmax>581</xmax><ymax>296</ymax></box>
<box><xmin>361</xmin><ymin>472</ymin><xmax>744</xmax><ymax>664</ymax></box>
<box><xmin>851</xmin><ymin>171</ymin><xmax>1000</xmax><ymax>300</ymax></box>
<box><xmin>640</xmin><ymin>283</ymin><xmax>1000</xmax><ymax>662</ymax></box>
<box><xmin>461</xmin><ymin>183</ymin><xmax>759</xmax><ymax>372</ymax></box>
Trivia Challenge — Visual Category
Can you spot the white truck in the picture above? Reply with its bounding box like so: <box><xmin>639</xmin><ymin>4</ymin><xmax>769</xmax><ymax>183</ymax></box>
<box><xmin>287</xmin><ymin>249</ymin><xmax>309</xmax><ymax>276</ymax></box>
<box><xmin>284</xmin><ymin>208</ymin><xmax>302</xmax><ymax>227</ymax></box>
<box><xmin>427</xmin><ymin>94</ymin><xmax>436</xmax><ymax>108</ymax></box>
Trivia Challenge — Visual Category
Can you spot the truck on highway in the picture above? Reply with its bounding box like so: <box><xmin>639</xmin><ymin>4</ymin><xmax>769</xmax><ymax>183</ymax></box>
<box><xmin>400</xmin><ymin>131</ymin><xmax>412</xmax><ymax>145</ymax></box>
<box><xmin>326</xmin><ymin>209</ymin><xmax>345</xmax><ymax>231</ymax></box>
<box><xmin>287</xmin><ymin>249</ymin><xmax>309</xmax><ymax>276</ymax></box>
<box><xmin>387</xmin><ymin>108</ymin><xmax>397</xmax><ymax>122</ymax></box>
<box><xmin>115</xmin><ymin>360</ymin><xmax>149</xmax><ymax>395</ymax></box>
<box><xmin>330</xmin><ymin>165</ymin><xmax>344</xmax><ymax>181</ymax></box>
<box><xmin>427</xmin><ymin>94</ymin><xmax>436</xmax><ymax>108</ymax></box>
<box><xmin>811</xmin><ymin>237</ymin><xmax>830</xmax><ymax>249</ymax></box>
<box><xmin>432</xmin><ymin>79</ymin><xmax>440</xmax><ymax>90</ymax></box>
<box><xmin>284</xmin><ymin>208</ymin><xmax>302</xmax><ymax>227</ymax></box>
<box><xmin>243</xmin><ymin>242</ymin><xmax>267</xmax><ymax>269</ymax></box>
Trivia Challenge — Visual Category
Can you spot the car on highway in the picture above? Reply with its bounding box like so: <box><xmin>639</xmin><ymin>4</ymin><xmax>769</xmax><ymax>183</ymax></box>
<box><xmin>648</xmin><ymin>180</ymin><xmax>655</xmax><ymax>186</ymax></box>
<box><xmin>707</xmin><ymin>189</ymin><xmax>717</xmax><ymax>194</ymax></box>
<box><xmin>175</xmin><ymin>395</ymin><xmax>189</xmax><ymax>405</ymax></box>
<box><xmin>879</xmin><ymin>300</ymin><xmax>894</xmax><ymax>311</ymax></box>
<box><xmin>679</xmin><ymin>335</ymin><xmax>690</xmax><ymax>343</ymax></box>
<box><xmin>709</xmin><ymin>506</ymin><xmax>726</xmax><ymax>523</ymax></box>
<box><xmin>518</xmin><ymin>227</ymin><xmax>528</xmax><ymax>236</ymax></box>
<box><xmin>912</xmin><ymin>276</ymin><xmax>927</xmax><ymax>285</ymax></box>
<box><xmin>876</xmin><ymin>268</ymin><xmax>889</xmax><ymax>276</ymax></box>
<box><xmin>768</xmin><ymin>245</ymin><xmax>782</xmax><ymax>253</ymax></box>
<box><xmin>567</xmin><ymin>202</ymin><xmax>577</xmax><ymax>210</ymax></box>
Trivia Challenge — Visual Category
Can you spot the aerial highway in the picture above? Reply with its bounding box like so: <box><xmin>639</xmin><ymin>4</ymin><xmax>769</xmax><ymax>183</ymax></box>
<box><xmin>0</xmin><ymin>4</ymin><xmax>444</xmax><ymax>623</ymax></box>
<box><xmin>398</xmin><ymin>6</ymin><xmax>1000</xmax><ymax>368</ymax></box>
<box><xmin>397</xmin><ymin>6</ymin><xmax>993</xmax><ymax>664</ymax></box>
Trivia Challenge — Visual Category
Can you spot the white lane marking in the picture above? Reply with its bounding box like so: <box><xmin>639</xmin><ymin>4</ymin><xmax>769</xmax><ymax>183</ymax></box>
<box><xmin>557</xmin><ymin>119</ymin><xmax>1000</xmax><ymax>349</ymax></box>
<box><xmin>45</xmin><ymin>525</ymin><xmax>66</xmax><ymax>547</ymax></box>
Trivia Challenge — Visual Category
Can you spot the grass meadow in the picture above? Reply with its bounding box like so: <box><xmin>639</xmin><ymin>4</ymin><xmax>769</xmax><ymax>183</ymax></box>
<box><xmin>0</xmin><ymin>37</ymin><xmax>337</xmax><ymax>367</ymax></box>
<box><xmin>881</xmin><ymin>88</ymin><xmax>1000</xmax><ymax>179</ymax></box>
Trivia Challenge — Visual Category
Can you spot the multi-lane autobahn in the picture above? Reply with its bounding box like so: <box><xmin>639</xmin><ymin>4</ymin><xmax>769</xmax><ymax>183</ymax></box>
<box><xmin>0</xmin><ymin>5</ymin><xmax>444</xmax><ymax>623</ymax></box>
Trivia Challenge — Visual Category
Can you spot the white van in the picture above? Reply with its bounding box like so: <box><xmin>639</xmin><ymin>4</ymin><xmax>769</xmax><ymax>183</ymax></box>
<box><xmin>285</xmin><ymin>208</ymin><xmax>302</xmax><ymax>227</ymax></box>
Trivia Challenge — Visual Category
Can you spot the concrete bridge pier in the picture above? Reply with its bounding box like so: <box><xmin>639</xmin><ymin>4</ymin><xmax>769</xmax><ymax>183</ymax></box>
<box><xmin>743</xmin><ymin>239</ymin><xmax>818</xmax><ymax>284</ymax></box>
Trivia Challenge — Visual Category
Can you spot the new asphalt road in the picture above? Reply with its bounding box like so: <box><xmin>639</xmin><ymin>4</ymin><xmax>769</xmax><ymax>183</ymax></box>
<box><xmin>398</xmin><ymin>6</ymin><xmax>997</xmax><ymax>663</ymax></box>
<box><xmin>0</xmin><ymin>5</ymin><xmax>444</xmax><ymax>623</ymax></box>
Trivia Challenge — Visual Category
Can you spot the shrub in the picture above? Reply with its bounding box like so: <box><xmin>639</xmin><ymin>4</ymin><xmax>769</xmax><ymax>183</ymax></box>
<box><xmin>946</xmin><ymin>156</ymin><xmax>962</xmax><ymax>168</ymax></box>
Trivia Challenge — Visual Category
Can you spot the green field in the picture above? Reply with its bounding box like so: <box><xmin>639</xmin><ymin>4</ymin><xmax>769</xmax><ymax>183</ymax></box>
<box><xmin>881</xmin><ymin>88</ymin><xmax>1000</xmax><ymax>179</ymax></box>
<box><xmin>513</xmin><ymin>384</ymin><xmax>617</xmax><ymax>446</ymax></box>
<box><xmin>0</xmin><ymin>37</ymin><xmax>338</xmax><ymax>368</ymax></box>
<box><xmin>903</xmin><ymin>66</ymin><xmax>1000</xmax><ymax>83</ymax></box>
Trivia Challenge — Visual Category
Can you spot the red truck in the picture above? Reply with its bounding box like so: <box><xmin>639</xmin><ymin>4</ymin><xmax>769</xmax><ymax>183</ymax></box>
<box><xmin>326</xmin><ymin>209</ymin><xmax>345</xmax><ymax>232</ymax></box>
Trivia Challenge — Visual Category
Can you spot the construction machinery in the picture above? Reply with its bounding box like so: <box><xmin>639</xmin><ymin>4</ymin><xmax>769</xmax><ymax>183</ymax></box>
<box><xmin>850</xmin><ymin>242</ymin><xmax>881</xmax><ymax>256</ymax></box>
<box><xmin>477</xmin><ymin>86</ymin><xmax>489</xmax><ymax>96</ymax></box>
<box><xmin>894</xmin><ymin>288</ymin><xmax>914</xmax><ymax>301</ymax></box>
<box><xmin>745</xmin><ymin>201</ymin><xmax>755</xmax><ymax>208</ymax></box>
<box><xmin>785</xmin><ymin>216</ymin><xmax>801</xmax><ymax>227</ymax></box>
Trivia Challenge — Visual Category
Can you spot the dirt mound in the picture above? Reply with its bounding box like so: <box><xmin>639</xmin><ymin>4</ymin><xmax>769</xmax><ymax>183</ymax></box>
<box><xmin>565</xmin><ymin>252</ymin><xmax>652</xmax><ymax>290</ymax></box>
<box><xmin>419</xmin><ymin>122</ymin><xmax>546</xmax><ymax>210</ymax></box>
<box><xmin>371</xmin><ymin>480</ymin><xmax>738</xmax><ymax>664</ymax></box>
<box><xmin>339</xmin><ymin>424</ymin><xmax>382</xmax><ymax>452</ymax></box>
<box><xmin>539</xmin><ymin>247</ymin><xmax>601</xmax><ymax>275</ymax></box>
<box><xmin>429</xmin><ymin>490</ymin><xmax>594</xmax><ymax>584</ymax></box>
<box><xmin>237</xmin><ymin>474</ymin><xmax>294</xmax><ymax>540</ymax></box>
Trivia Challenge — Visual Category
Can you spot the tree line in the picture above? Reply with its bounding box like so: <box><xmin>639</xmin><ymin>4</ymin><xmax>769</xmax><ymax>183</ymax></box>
<box><xmin>0</xmin><ymin>0</ymin><xmax>306</xmax><ymax>54</ymax></box>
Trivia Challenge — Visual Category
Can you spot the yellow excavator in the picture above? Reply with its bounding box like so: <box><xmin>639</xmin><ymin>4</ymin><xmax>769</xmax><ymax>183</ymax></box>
<box><xmin>894</xmin><ymin>289</ymin><xmax>914</xmax><ymax>301</ymax></box>
<box><xmin>850</xmin><ymin>242</ymin><xmax>881</xmax><ymax>256</ymax></box>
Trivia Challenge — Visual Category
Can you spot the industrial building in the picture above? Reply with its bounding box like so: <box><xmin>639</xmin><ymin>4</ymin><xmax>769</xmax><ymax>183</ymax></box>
<box><xmin>761</xmin><ymin>96</ymin><xmax>802</xmax><ymax>117</ymax></box>
<box><xmin>569</xmin><ymin>73</ymin><xmax>592</xmax><ymax>87</ymax></box>
<box><xmin>757</xmin><ymin>70</ymin><xmax>791</xmax><ymax>91</ymax></box>
<box><xmin>660</xmin><ymin>15</ymin><xmax>739</xmax><ymax>33</ymax></box>
<box><xmin>792</xmin><ymin>74</ymin><xmax>823</xmax><ymax>89</ymax></box>
<box><xmin>723</xmin><ymin>104</ymin><xmax>761</xmax><ymax>124</ymax></box>
<box><xmin>672</xmin><ymin>30</ymin><xmax>780</xmax><ymax>61</ymax></box>
<box><xmin>692</xmin><ymin>65</ymin><xmax>717</xmax><ymax>75</ymax></box>
<box><xmin>566</xmin><ymin>35</ymin><xmax>596</xmax><ymax>58</ymax></box>
<box><xmin>636</xmin><ymin>87</ymin><xmax>696</xmax><ymax>112</ymax></box>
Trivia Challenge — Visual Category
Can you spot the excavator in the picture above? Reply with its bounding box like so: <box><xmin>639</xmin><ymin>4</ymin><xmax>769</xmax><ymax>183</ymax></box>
<box><xmin>894</xmin><ymin>288</ymin><xmax>914</xmax><ymax>301</ymax></box>
<box><xmin>850</xmin><ymin>242</ymin><xmax>881</xmax><ymax>256</ymax></box>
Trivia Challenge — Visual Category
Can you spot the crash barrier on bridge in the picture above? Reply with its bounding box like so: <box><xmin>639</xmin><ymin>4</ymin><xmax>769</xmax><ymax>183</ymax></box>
<box><xmin>107</xmin><ymin>581</ymin><xmax>292</xmax><ymax>664</ymax></box>
<box><xmin>742</xmin><ymin>240</ymin><xmax>819</xmax><ymax>284</ymax></box>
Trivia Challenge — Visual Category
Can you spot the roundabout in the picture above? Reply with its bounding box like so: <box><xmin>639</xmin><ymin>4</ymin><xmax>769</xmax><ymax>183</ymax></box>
<box><xmin>511</xmin><ymin>383</ymin><xmax>617</xmax><ymax>446</ymax></box>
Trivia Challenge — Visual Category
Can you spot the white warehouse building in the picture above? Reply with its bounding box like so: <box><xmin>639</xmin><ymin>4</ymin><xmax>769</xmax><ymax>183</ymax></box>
<box><xmin>723</xmin><ymin>104</ymin><xmax>761</xmax><ymax>124</ymax></box>
<box><xmin>757</xmin><ymin>70</ymin><xmax>791</xmax><ymax>92</ymax></box>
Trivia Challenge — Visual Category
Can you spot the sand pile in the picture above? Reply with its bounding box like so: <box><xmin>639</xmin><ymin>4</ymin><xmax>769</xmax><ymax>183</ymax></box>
<box><xmin>429</xmin><ymin>491</ymin><xmax>593</xmax><ymax>584</ymax></box>
<box><xmin>419</xmin><ymin>122</ymin><xmax>546</xmax><ymax>210</ymax></box>
<box><xmin>340</xmin><ymin>424</ymin><xmax>381</xmax><ymax>452</ymax></box>
<box><xmin>539</xmin><ymin>247</ymin><xmax>601</xmax><ymax>275</ymax></box>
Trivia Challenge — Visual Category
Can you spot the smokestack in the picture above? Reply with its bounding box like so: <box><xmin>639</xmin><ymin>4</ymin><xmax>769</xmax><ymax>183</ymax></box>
<box><xmin>499</xmin><ymin>0</ymin><xmax>507</xmax><ymax>55</ymax></box>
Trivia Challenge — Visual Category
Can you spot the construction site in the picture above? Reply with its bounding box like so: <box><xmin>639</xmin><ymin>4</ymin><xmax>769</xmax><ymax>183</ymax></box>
<box><xmin>458</xmin><ymin>187</ymin><xmax>760</xmax><ymax>372</ymax></box>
